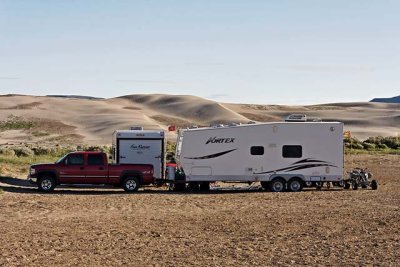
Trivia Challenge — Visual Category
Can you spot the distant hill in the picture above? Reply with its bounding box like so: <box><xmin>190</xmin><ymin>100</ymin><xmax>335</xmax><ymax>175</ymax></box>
<box><xmin>370</xmin><ymin>95</ymin><xmax>400</xmax><ymax>103</ymax></box>
<box><xmin>46</xmin><ymin>95</ymin><xmax>104</xmax><ymax>100</ymax></box>
<box><xmin>0</xmin><ymin>94</ymin><xmax>399</xmax><ymax>145</ymax></box>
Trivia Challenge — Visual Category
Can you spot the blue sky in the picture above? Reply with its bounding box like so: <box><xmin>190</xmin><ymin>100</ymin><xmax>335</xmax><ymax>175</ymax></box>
<box><xmin>0</xmin><ymin>0</ymin><xmax>399</xmax><ymax>104</ymax></box>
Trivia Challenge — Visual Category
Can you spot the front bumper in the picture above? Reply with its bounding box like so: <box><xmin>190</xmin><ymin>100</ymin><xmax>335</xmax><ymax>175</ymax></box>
<box><xmin>27</xmin><ymin>176</ymin><xmax>37</xmax><ymax>184</ymax></box>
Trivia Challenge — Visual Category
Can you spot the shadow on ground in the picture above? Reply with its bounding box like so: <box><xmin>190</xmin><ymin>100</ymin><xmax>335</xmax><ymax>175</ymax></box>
<box><xmin>0</xmin><ymin>176</ymin><xmax>343</xmax><ymax>195</ymax></box>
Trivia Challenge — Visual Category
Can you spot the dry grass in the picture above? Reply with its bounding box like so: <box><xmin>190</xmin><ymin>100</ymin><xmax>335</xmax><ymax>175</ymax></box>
<box><xmin>0</xmin><ymin>154</ymin><xmax>399</xmax><ymax>266</ymax></box>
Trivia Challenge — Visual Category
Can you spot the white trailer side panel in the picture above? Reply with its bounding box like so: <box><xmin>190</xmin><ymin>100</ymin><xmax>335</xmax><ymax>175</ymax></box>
<box><xmin>176</xmin><ymin>122</ymin><xmax>343</xmax><ymax>182</ymax></box>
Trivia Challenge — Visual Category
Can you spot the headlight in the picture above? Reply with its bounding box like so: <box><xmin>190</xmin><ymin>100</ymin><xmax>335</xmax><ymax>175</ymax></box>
<box><xmin>30</xmin><ymin>168</ymin><xmax>36</xmax><ymax>175</ymax></box>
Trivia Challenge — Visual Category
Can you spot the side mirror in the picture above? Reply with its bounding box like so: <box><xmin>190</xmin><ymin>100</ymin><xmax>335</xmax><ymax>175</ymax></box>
<box><xmin>109</xmin><ymin>156</ymin><xmax>112</xmax><ymax>160</ymax></box>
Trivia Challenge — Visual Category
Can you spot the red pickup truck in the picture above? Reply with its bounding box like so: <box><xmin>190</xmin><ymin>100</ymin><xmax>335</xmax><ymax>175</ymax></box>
<box><xmin>27</xmin><ymin>151</ymin><xmax>154</xmax><ymax>192</ymax></box>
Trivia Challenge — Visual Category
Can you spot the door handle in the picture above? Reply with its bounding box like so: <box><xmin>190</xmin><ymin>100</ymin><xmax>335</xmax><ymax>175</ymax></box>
<box><xmin>80</xmin><ymin>167</ymin><xmax>84</xmax><ymax>170</ymax></box>
<box><xmin>99</xmin><ymin>167</ymin><xmax>104</xmax><ymax>170</ymax></box>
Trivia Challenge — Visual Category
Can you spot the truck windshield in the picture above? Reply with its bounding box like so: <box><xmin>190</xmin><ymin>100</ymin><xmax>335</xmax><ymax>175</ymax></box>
<box><xmin>55</xmin><ymin>154</ymin><xmax>68</xmax><ymax>164</ymax></box>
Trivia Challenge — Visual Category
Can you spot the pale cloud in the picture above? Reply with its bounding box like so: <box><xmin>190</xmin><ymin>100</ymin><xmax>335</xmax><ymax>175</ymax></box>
<box><xmin>114</xmin><ymin>79</ymin><xmax>177</xmax><ymax>85</ymax></box>
<box><xmin>277</xmin><ymin>65</ymin><xmax>375</xmax><ymax>73</ymax></box>
<box><xmin>0</xmin><ymin>77</ymin><xmax>20</xmax><ymax>80</ymax></box>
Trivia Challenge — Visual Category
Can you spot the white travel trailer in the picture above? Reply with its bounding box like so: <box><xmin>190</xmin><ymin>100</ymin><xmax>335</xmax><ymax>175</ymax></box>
<box><xmin>112</xmin><ymin>130</ymin><xmax>165</xmax><ymax>180</ymax></box>
<box><xmin>175</xmin><ymin>122</ymin><xmax>344</xmax><ymax>192</ymax></box>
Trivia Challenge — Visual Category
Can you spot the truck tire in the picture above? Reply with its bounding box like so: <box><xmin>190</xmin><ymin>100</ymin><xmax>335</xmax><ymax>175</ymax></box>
<box><xmin>344</xmin><ymin>181</ymin><xmax>350</xmax><ymax>189</ymax></box>
<box><xmin>288</xmin><ymin>178</ymin><xmax>303</xmax><ymax>192</ymax></box>
<box><xmin>122</xmin><ymin>177</ymin><xmax>140</xmax><ymax>192</ymax></box>
<box><xmin>352</xmin><ymin>182</ymin><xmax>358</xmax><ymax>190</ymax></box>
<box><xmin>38</xmin><ymin>176</ymin><xmax>56</xmax><ymax>192</ymax></box>
<box><xmin>370</xmin><ymin>180</ymin><xmax>378</xmax><ymax>190</ymax></box>
<box><xmin>269</xmin><ymin>178</ymin><xmax>286</xmax><ymax>192</ymax></box>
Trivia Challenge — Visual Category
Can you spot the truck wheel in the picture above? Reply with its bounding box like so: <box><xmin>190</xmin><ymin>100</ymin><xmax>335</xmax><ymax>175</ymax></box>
<box><xmin>352</xmin><ymin>182</ymin><xmax>358</xmax><ymax>190</ymax></box>
<box><xmin>344</xmin><ymin>181</ymin><xmax>350</xmax><ymax>189</ymax></box>
<box><xmin>288</xmin><ymin>178</ymin><xmax>303</xmax><ymax>192</ymax></box>
<box><xmin>370</xmin><ymin>180</ymin><xmax>378</xmax><ymax>190</ymax></box>
<box><xmin>269</xmin><ymin>178</ymin><xmax>286</xmax><ymax>192</ymax></box>
<box><xmin>122</xmin><ymin>177</ymin><xmax>140</xmax><ymax>192</ymax></box>
<box><xmin>38</xmin><ymin>176</ymin><xmax>56</xmax><ymax>192</ymax></box>
<box><xmin>199</xmin><ymin>182</ymin><xmax>210</xmax><ymax>191</ymax></box>
<box><xmin>260</xmin><ymin>181</ymin><xmax>270</xmax><ymax>190</ymax></box>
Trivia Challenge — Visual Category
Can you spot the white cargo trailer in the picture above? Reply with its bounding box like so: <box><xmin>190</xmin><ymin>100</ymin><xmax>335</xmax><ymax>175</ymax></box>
<box><xmin>112</xmin><ymin>130</ymin><xmax>165</xmax><ymax>180</ymax></box>
<box><xmin>175</xmin><ymin>122</ymin><xmax>344</xmax><ymax>192</ymax></box>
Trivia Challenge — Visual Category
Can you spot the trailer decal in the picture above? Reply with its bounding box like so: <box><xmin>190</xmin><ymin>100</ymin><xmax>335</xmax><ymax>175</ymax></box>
<box><xmin>184</xmin><ymin>148</ymin><xmax>237</xmax><ymax>160</ymax></box>
<box><xmin>254</xmin><ymin>158</ymin><xmax>337</xmax><ymax>174</ymax></box>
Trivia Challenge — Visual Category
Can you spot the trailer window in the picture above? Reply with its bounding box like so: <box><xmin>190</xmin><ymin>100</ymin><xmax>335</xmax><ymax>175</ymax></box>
<box><xmin>251</xmin><ymin>146</ymin><xmax>264</xmax><ymax>155</ymax></box>
<box><xmin>282</xmin><ymin>145</ymin><xmax>302</xmax><ymax>158</ymax></box>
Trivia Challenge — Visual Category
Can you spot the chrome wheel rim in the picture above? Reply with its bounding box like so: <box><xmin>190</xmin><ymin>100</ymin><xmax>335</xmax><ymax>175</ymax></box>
<box><xmin>126</xmin><ymin>179</ymin><xmax>137</xmax><ymax>190</ymax></box>
<box><xmin>273</xmin><ymin>181</ymin><xmax>284</xmax><ymax>192</ymax></box>
<box><xmin>41</xmin><ymin>179</ymin><xmax>52</xmax><ymax>190</ymax></box>
<box><xmin>290</xmin><ymin>181</ymin><xmax>300</xmax><ymax>191</ymax></box>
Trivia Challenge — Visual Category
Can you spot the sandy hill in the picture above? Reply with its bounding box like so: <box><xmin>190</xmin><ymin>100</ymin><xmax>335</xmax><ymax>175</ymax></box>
<box><xmin>0</xmin><ymin>94</ymin><xmax>399</xmax><ymax>145</ymax></box>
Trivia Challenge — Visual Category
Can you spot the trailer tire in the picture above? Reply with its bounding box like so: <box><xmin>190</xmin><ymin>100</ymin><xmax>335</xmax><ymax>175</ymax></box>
<box><xmin>370</xmin><ymin>180</ymin><xmax>378</xmax><ymax>190</ymax></box>
<box><xmin>172</xmin><ymin>182</ymin><xmax>186</xmax><ymax>192</ymax></box>
<box><xmin>189</xmin><ymin>182</ymin><xmax>200</xmax><ymax>192</ymax></box>
<box><xmin>260</xmin><ymin>181</ymin><xmax>270</xmax><ymax>190</ymax></box>
<box><xmin>199</xmin><ymin>182</ymin><xmax>210</xmax><ymax>191</ymax></box>
<box><xmin>122</xmin><ymin>177</ymin><xmax>140</xmax><ymax>192</ymax></box>
<box><xmin>38</xmin><ymin>176</ymin><xmax>56</xmax><ymax>192</ymax></box>
<box><xmin>288</xmin><ymin>178</ymin><xmax>303</xmax><ymax>192</ymax></box>
<box><xmin>269</xmin><ymin>178</ymin><xmax>286</xmax><ymax>192</ymax></box>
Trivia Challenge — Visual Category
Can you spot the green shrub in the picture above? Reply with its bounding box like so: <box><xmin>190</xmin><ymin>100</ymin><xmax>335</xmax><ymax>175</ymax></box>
<box><xmin>0</xmin><ymin>147</ymin><xmax>16</xmax><ymax>156</ymax></box>
<box><xmin>13</xmin><ymin>147</ymin><xmax>34</xmax><ymax>157</ymax></box>
<box><xmin>362</xmin><ymin>142</ymin><xmax>376</xmax><ymax>150</ymax></box>
<box><xmin>377</xmin><ymin>143</ymin><xmax>389</xmax><ymax>150</ymax></box>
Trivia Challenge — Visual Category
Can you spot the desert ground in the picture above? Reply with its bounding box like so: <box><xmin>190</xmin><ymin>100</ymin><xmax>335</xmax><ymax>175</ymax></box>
<box><xmin>0</xmin><ymin>154</ymin><xmax>399</xmax><ymax>266</ymax></box>
<box><xmin>0</xmin><ymin>94</ymin><xmax>399</xmax><ymax>146</ymax></box>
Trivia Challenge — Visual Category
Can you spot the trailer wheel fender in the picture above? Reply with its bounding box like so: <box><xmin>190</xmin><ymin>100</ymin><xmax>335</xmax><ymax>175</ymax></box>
<box><xmin>269</xmin><ymin>177</ymin><xmax>286</xmax><ymax>192</ymax></box>
<box><xmin>288</xmin><ymin>177</ymin><xmax>304</xmax><ymax>192</ymax></box>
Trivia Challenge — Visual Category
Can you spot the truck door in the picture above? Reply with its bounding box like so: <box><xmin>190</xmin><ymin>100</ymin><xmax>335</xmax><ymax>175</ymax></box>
<box><xmin>85</xmin><ymin>154</ymin><xmax>108</xmax><ymax>184</ymax></box>
<box><xmin>58</xmin><ymin>153</ymin><xmax>85</xmax><ymax>183</ymax></box>
<box><xmin>118</xmin><ymin>139</ymin><xmax>163</xmax><ymax>179</ymax></box>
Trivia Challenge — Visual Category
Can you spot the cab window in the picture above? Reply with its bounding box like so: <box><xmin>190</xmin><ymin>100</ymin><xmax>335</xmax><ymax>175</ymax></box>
<box><xmin>67</xmin><ymin>154</ymin><xmax>84</xmax><ymax>165</ymax></box>
<box><xmin>88</xmin><ymin>154</ymin><xmax>104</xmax><ymax>165</ymax></box>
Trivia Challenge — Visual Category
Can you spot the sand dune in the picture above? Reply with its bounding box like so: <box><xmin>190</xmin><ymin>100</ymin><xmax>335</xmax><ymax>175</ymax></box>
<box><xmin>0</xmin><ymin>94</ymin><xmax>399</xmax><ymax>145</ymax></box>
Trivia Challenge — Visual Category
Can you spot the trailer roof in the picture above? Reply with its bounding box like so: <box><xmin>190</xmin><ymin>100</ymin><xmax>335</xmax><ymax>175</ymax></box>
<box><xmin>183</xmin><ymin>121</ymin><xmax>343</xmax><ymax>132</ymax></box>
<box><xmin>113</xmin><ymin>130</ymin><xmax>165</xmax><ymax>138</ymax></box>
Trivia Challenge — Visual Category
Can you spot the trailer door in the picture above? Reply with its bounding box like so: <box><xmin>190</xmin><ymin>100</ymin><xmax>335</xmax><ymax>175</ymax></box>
<box><xmin>118</xmin><ymin>139</ymin><xmax>163</xmax><ymax>179</ymax></box>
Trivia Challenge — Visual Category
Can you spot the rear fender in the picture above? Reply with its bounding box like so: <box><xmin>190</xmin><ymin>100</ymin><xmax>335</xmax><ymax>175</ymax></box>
<box><xmin>119</xmin><ymin>170</ymin><xmax>144</xmax><ymax>184</ymax></box>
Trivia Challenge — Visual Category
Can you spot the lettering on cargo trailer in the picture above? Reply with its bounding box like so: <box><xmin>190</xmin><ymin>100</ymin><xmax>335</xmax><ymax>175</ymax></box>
<box><xmin>206</xmin><ymin>137</ymin><xmax>235</xmax><ymax>144</ymax></box>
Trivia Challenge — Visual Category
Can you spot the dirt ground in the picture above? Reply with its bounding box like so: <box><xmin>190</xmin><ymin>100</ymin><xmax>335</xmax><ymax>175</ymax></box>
<box><xmin>0</xmin><ymin>154</ymin><xmax>399</xmax><ymax>266</ymax></box>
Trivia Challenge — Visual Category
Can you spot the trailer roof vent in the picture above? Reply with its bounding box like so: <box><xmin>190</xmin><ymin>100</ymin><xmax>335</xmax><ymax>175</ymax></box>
<box><xmin>210</xmin><ymin>123</ymin><xmax>225</xmax><ymax>128</ymax></box>
<box><xmin>130</xmin><ymin>126</ymin><xmax>143</xmax><ymax>130</ymax></box>
<box><xmin>285</xmin><ymin>114</ymin><xmax>307</xmax><ymax>122</ymax></box>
